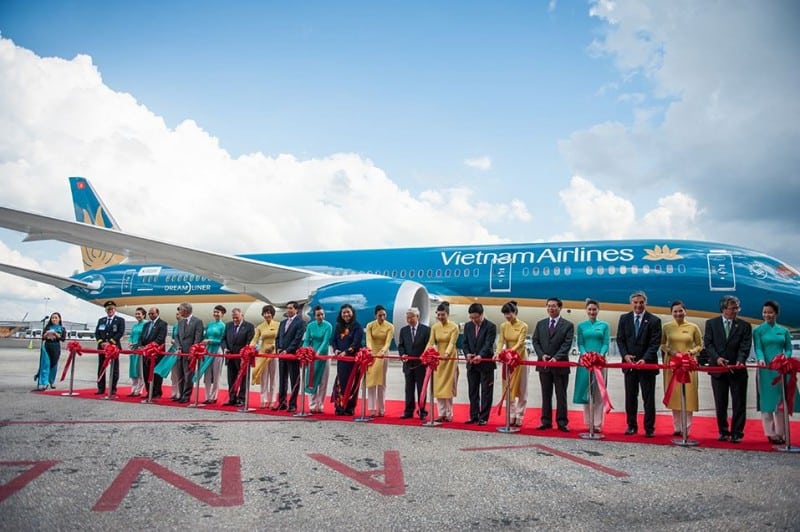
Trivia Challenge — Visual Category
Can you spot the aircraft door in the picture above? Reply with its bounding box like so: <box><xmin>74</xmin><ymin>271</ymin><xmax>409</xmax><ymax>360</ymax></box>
<box><xmin>121</xmin><ymin>269</ymin><xmax>136</xmax><ymax>295</ymax></box>
<box><xmin>707</xmin><ymin>252</ymin><xmax>736</xmax><ymax>291</ymax></box>
<box><xmin>489</xmin><ymin>261</ymin><xmax>512</xmax><ymax>293</ymax></box>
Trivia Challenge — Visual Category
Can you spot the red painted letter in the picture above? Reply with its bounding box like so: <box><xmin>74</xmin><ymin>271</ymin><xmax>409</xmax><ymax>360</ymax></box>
<box><xmin>92</xmin><ymin>456</ymin><xmax>243</xmax><ymax>511</ymax></box>
<box><xmin>0</xmin><ymin>461</ymin><xmax>59</xmax><ymax>503</ymax></box>
<box><xmin>309</xmin><ymin>450</ymin><xmax>405</xmax><ymax>496</ymax></box>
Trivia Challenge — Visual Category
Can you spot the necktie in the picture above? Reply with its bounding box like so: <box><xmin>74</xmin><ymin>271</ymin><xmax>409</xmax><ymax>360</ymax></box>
<box><xmin>549</xmin><ymin>319</ymin><xmax>555</xmax><ymax>335</ymax></box>
<box><xmin>724</xmin><ymin>320</ymin><xmax>731</xmax><ymax>338</ymax></box>
<box><xmin>145</xmin><ymin>321</ymin><xmax>153</xmax><ymax>338</ymax></box>
<box><xmin>634</xmin><ymin>315</ymin><xmax>641</xmax><ymax>336</ymax></box>
<box><xmin>475</xmin><ymin>323</ymin><xmax>479</xmax><ymax>338</ymax></box>
<box><xmin>285</xmin><ymin>317</ymin><xmax>292</xmax><ymax>332</ymax></box>
<box><xmin>234</xmin><ymin>324</ymin><xmax>240</xmax><ymax>336</ymax></box>
<box><xmin>411</xmin><ymin>327</ymin><xmax>416</xmax><ymax>341</ymax></box>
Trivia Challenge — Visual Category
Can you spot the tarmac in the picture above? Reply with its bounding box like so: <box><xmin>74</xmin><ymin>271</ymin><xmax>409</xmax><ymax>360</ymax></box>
<box><xmin>1</xmin><ymin>345</ymin><xmax>798</xmax><ymax>531</ymax></box>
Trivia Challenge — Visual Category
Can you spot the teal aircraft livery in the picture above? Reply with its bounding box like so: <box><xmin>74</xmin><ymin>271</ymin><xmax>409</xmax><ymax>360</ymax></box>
<box><xmin>0</xmin><ymin>177</ymin><xmax>798</xmax><ymax>335</ymax></box>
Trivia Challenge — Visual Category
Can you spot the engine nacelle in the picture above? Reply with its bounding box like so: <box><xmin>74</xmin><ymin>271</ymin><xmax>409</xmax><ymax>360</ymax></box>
<box><xmin>307</xmin><ymin>279</ymin><xmax>430</xmax><ymax>339</ymax></box>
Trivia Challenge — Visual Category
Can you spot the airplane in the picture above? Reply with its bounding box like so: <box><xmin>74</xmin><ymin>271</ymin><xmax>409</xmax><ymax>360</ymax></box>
<box><xmin>0</xmin><ymin>177</ymin><xmax>799</xmax><ymax>339</ymax></box>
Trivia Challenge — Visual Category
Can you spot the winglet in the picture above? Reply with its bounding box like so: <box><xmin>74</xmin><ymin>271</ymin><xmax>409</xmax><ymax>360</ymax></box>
<box><xmin>69</xmin><ymin>177</ymin><xmax>126</xmax><ymax>271</ymax></box>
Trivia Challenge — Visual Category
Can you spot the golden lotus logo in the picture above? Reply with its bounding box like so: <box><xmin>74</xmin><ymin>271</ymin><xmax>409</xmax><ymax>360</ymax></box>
<box><xmin>80</xmin><ymin>207</ymin><xmax>125</xmax><ymax>270</ymax></box>
<box><xmin>643</xmin><ymin>245</ymin><xmax>683</xmax><ymax>261</ymax></box>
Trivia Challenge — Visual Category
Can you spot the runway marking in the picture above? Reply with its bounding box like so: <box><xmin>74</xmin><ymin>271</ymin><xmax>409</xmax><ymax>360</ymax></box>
<box><xmin>460</xmin><ymin>444</ymin><xmax>630</xmax><ymax>478</ymax></box>
<box><xmin>0</xmin><ymin>418</ymin><xmax>303</xmax><ymax>425</ymax></box>
<box><xmin>0</xmin><ymin>461</ymin><xmax>60</xmax><ymax>503</ymax></box>
<box><xmin>93</xmin><ymin>456</ymin><xmax>243</xmax><ymax>511</ymax></box>
<box><xmin>309</xmin><ymin>450</ymin><xmax>406</xmax><ymax>496</ymax></box>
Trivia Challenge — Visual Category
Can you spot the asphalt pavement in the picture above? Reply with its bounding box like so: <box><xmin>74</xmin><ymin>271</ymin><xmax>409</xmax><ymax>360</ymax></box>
<box><xmin>1</xmin><ymin>346</ymin><xmax>798</xmax><ymax>531</ymax></box>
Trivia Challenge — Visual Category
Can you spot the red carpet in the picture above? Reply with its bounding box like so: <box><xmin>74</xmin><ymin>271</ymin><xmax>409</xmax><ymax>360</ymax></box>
<box><xmin>41</xmin><ymin>386</ymin><xmax>799</xmax><ymax>453</ymax></box>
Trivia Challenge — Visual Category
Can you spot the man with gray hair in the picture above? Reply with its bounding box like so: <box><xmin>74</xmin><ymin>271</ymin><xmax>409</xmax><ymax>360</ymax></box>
<box><xmin>704</xmin><ymin>295</ymin><xmax>752</xmax><ymax>443</ymax></box>
<box><xmin>617</xmin><ymin>291</ymin><xmax>661</xmax><ymax>437</ymax></box>
<box><xmin>397</xmin><ymin>307</ymin><xmax>431</xmax><ymax>420</ymax></box>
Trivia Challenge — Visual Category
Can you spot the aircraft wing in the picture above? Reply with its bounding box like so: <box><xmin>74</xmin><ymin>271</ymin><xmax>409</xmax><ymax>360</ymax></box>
<box><xmin>0</xmin><ymin>262</ymin><xmax>95</xmax><ymax>290</ymax></box>
<box><xmin>0</xmin><ymin>207</ymin><xmax>328</xmax><ymax>300</ymax></box>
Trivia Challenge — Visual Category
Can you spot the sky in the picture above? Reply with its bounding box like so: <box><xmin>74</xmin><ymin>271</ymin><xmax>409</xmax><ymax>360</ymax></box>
<box><xmin>0</xmin><ymin>0</ymin><xmax>798</xmax><ymax>324</ymax></box>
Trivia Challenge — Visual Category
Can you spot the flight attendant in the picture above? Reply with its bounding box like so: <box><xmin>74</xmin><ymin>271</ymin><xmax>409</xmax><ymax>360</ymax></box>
<box><xmin>573</xmin><ymin>299</ymin><xmax>610</xmax><ymax>432</ymax></box>
<box><xmin>660</xmin><ymin>300</ymin><xmax>703</xmax><ymax>435</ymax></box>
<box><xmin>427</xmin><ymin>302</ymin><xmax>459</xmax><ymax>422</ymax></box>
<box><xmin>251</xmin><ymin>304</ymin><xmax>279</xmax><ymax>408</ymax></box>
<box><xmin>127</xmin><ymin>307</ymin><xmax>147</xmax><ymax>397</ymax></box>
<box><xmin>753</xmin><ymin>300</ymin><xmax>796</xmax><ymax>444</ymax></box>
<box><xmin>303</xmin><ymin>305</ymin><xmax>333</xmax><ymax>413</ymax></box>
<box><xmin>365</xmin><ymin>305</ymin><xmax>394</xmax><ymax>417</ymax></box>
<box><xmin>496</xmin><ymin>300</ymin><xmax>529</xmax><ymax>427</ymax></box>
<box><xmin>201</xmin><ymin>305</ymin><xmax>227</xmax><ymax>404</ymax></box>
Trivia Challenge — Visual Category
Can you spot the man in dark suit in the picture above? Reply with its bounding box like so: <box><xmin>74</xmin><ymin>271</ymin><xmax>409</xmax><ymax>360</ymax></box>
<box><xmin>532</xmin><ymin>297</ymin><xmax>574</xmax><ymax>431</ymax></box>
<box><xmin>174</xmin><ymin>301</ymin><xmax>205</xmax><ymax>403</ymax></box>
<box><xmin>462</xmin><ymin>303</ymin><xmax>497</xmax><ymax>425</ymax></box>
<box><xmin>221</xmin><ymin>307</ymin><xmax>256</xmax><ymax>406</ymax></box>
<box><xmin>274</xmin><ymin>301</ymin><xmax>306</xmax><ymax>412</ymax></box>
<box><xmin>94</xmin><ymin>300</ymin><xmax>126</xmax><ymax>395</ymax></box>
<box><xmin>704</xmin><ymin>295</ymin><xmax>752</xmax><ymax>443</ymax></box>
<box><xmin>397</xmin><ymin>307</ymin><xmax>431</xmax><ymax>420</ymax></box>
<box><xmin>617</xmin><ymin>290</ymin><xmax>662</xmax><ymax>437</ymax></box>
<box><xmin>140</xmin><ymin>306</ymin><xmax>168</xmax><ymax>399</ymax></box>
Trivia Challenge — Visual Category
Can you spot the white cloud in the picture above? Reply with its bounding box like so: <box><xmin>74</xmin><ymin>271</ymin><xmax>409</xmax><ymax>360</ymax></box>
<box><xmin>554</xmin><ymin>176</ymin><xmax>702</xmax><ymax>241</ymax></box>
<box><xmin>563</xmin><ymin>1</ymin><xmax>800</xmax><ymax>264</ymax></box>
<box><xmin>0</xmin><ymin>37</ymin><xmax>539</xmax><ymax>320</ymax></box>
<box><xmin>464</xmin><ymin>156</ymin><xmax>492</xmax><ymax>171</ymax></box>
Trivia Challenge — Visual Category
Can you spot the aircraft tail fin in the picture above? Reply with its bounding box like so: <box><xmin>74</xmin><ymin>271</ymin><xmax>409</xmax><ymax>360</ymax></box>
<box><xmin>68</xmin><ymin>177</ymin><xmax>126</xmax><ymax>271</ymax></box>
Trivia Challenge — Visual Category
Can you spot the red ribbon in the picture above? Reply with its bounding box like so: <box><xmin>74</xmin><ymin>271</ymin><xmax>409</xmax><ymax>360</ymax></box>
<box><xmin>768</xmin><ymin>354</ymin><xmax>800</xmax><ymax>413</ymax></box>
<box><xmin>418</xmin><ymin>347</ymin><xmax>441</xmax><ymax>408</ymax></box>
<box><xmin>662</xmin><ymin>352</ymin><xmax>698</xmax><ymax>407</ymax></box>
<box><xmin>96</xmin><ymin>343</ymin><xmax>121</xmax><ymax>383</ymax></box>
<box><xmin>339</xmin><ymin>348</ymin><xmax>374</xmax><ymax>410</ymax></box>
<box><xmin>495</xmin><ymin>349</ymin><xmax>521</xmax><ymax>415</ymax></box>
<box><xmin>188</xmin><ymin>343</ymin><xmax>208</xmax><ymax>372</ymax></box>
<box><xmin>231</xmin><ymin>345</ymin><xmax>258</xmax><ymax>397</ymax></box>
<box><xmin>60</xmin><ymin>341</ymin><xmax>84</xmax><ymax>382</ymax></box>
<box><xmin>580</xmin><ymin>351</ymin><xmax>614</xmax><ymax>413</ymax></box>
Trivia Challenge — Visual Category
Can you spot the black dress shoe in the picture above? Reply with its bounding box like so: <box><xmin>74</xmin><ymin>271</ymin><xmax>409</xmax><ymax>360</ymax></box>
<box><xmin>478</xmin><ymin>420</ymin><xmax>488</xmax><ymax>426</ymax></box>
<box><xmin>400</xmin><ymin>413</ymin><xmax>413</xmax><ymax>419</ymax></box>
<box><xmin>718</xmin><ymin>434</ymin><xmax>730</xmax><ymax>442</ymax></box>
<box><xmin>94</xmin><ymin>390</ymin><xmax>105</xmax><ymax>395</ymax></box>
<box><xmin>624</xmin><ymin>427</ymin><xmax>637</xmax><ymax>435</ymax></box>
<box><xmin>557</xmin><ymin>426</ymin><xmax>570</xmax><ymax>433</ymax></box>
<box><xmin>178</xmin><ymin>398</ymin><xmax>189</xmax><ymax>403</ymax></box>
<box><xmin>536</xmin><ymin>424</ymin><xmax>552</xmax><ymax>430</ymax></box>
<box><xmin>645</xmin><ymin>430</ymin><xmax>655</xmax><ymax>438</ymax></box>
<box><xmin>287</xmin><ymin>406</ymin><xmax>296</xmax><ymax>413</ymax></box>
<box><xmin>464</xmin><ymin>419</ymin><xmax>477</xmax><ymax>424</ymax></box>
<box><xmin>277</xmin><ymin>404</ymin><xmax>288</xmax><ymax>411</ymax></box>
<box><xmin>673</xmin><ymin>431</ymin><xmax>682</xmax><ymax>436</ymax></box>
<box><xmin>730</xmin><ymin>436</ymin><xmax>742</xmax><ymax>443</ymax></box>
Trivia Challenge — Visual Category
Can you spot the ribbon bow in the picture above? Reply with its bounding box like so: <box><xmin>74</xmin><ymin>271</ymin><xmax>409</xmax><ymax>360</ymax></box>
<box><xmin>188</xmin><ymin>343</ymin><xmax>208</xmax><ymax>372</ymax></box>
<box><xmin>579</xmin><ymin>352</ymin><xmax>614</xmax><ymax>413</ymax></box>
<box><xmin>140</xmin><ymin>342</ymin><xmax>163</xmax><ymax>384</ymax></box>
<box><xmin>60</xmin><ymin>341</ymin><xmax>84</xmax><ymax>382</ymax></box>
<box><xmin>295</xmin><ymin>346</ymin><xmax>317</xmax><ymax>367</ymax></box>
<box><xmin>768</xmin><ymin>354</ymin><xmax>800</xmax><ymax>414</ymax></box>
<box><xmin>296</xmin><ymin>346</ymin><xmax>318</xmax><ymax>388</ymax></box>
<box><xmin>97</xmin><ymin>343</ymin><xmax>121</xmax><ymax>383</ymax></box>
<box><xmin>663</xmin><ymin>352</ymin><xmax>698</xmax><ymax>407</ymax></box>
